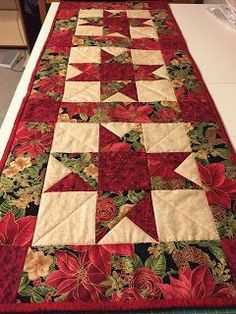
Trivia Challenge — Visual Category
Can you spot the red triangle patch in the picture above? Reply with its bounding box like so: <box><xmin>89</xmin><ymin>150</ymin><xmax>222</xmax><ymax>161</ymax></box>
<box><xmin>127</xmin><ymin>192</ymin><xmax>158</xmax><ymax>241</ymax></box>
<box><xmin>147</xmin><ymin>153</ymin><xmax>191</xmax><ymax>179</ymax></box>
<box><xmin>101</xmin><ymin>50</ymin><xmax>114</xmax><ymax>63</ymax></box>
<box><xmin>67</xmin><ymin>64</ymin><xmax>100</xmax><ymax>81</ymax></box>
<box><xmin>134</xmin><ymin>65</ymin><xmax>162</xmax><ymax>80</ymax></box>
<box><xmin>121</xmin><ymin>81</ymin><xmax>138</xmax><ymax>101</ymax></box>
<box><xmin>99</xmin><ymin>125</ymin><xmax>131</xmax><ymax>152</ymax></box>
<box><xmin>46</xmin><ymin>172</ymin><xmax>95</xmax><ymax>192</ymax></box>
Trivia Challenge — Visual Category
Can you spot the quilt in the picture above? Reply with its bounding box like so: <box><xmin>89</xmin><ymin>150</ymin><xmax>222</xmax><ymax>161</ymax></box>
<box><xmin>1</xmin><ymin>1</ymin><xmax>236</xmax><ymax>312</ymax></box>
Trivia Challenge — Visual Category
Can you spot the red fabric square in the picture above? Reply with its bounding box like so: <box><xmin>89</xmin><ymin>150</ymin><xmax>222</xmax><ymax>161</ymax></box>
<box><xmin>21</xmin><ymin>96</ymin><xmax>60</xmax><ymax>123</ymax></box>
<box><xmin>46</xmin><ymin>31</ymin><xmax>73</xmax><ymax>47</ymax></box>
<box><xmin>98</xmin><ymin>151</ymin><xmax>151</xmax><ymax>193</ymax></box>
<box><xmin>67</xmin><ymin>64</ymin><xmax>100</xmax><ymax>81</ymax></box>
<box><xmin>179</xmin><ymin>93</ymin><xmax>216</xmax><ymax>122</ymax></box>
<box><xmin>103</xmin><ymin>18</ymin><xmax>130</xmax><ymax>37</ymax></box>
<box><xmin>132</xmin><ymin>38</ymin><xmax>160</xmax><ymax>50</ymax></box>
<box><xmin>221</xmin><ymin>239</ymin><xmax>236</xmax><ymax>284</ymax></box>
<box><xmin>100</xmin><ymin>63</ymin><xmax>134</xmax><ymax>81</ymax></box>
<box><xmin>0</xmin><ymin>245</ymin><xmax>27</xmax><ymax>303</ymax></box>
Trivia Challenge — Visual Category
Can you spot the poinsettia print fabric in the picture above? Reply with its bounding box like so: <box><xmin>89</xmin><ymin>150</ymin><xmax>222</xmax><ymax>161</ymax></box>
<box><xmin>1</xmin><ymin>1</ymin><xmax>236</xmax><ymax>312</ymax></box>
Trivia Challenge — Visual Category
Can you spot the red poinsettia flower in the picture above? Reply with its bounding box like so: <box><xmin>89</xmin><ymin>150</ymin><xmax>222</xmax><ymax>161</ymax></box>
<box><xmin>158</xmin><ymin>265</ymin><xmax>230</xmax><ymax>299</ymax></box>
<box><xmin>13</xmin><ymin>126</ymin><xmax>53</xmax><ymax>158</ymax></box>
<box><xmin>158</xmin><ymin>108</ymin><xmax>177</xmax><ymax>122</ymax></box>
<box><xmin>45</xmin><ymin>250</ymin><xmax>108</xmax><ymax>301</ymax></box>
<box><xmin>198</xmin><ymin>163</ymin><xmax>236</xmax><ymax>208</ymax></box>
<box><xmin>69</xmin><ymin>244</ymin><xmax>134</xmax><ymax>278</ymax></box>
<box><xmin>0</xmin><ymin>211</ymin><xmax>36</xmax><ymax>246</ymax></box>
<box><xmin>110</xmin><ymin>104</ymin><xmax>152</xmax><ymax>123</ymax></box>
<box><xmin>35</xmin><ymin>75</ymin><xmax>65</xmax><ymax>94</ymax></box>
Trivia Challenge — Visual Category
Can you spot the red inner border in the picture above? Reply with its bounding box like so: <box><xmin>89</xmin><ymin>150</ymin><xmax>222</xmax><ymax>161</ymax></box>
<box><xmin>1</xmin><ymin>1</ymin><xmax>236</xmax><ymax>312</ymax></box>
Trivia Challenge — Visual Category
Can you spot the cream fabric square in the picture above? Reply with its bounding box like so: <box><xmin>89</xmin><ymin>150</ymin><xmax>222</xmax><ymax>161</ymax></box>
<box><xmin>78</xmin><ymin>9</ymin><xmax>103</xmax><ymax>18</ymax></box>
<box><xmin>142</xmin><ymin>123</ymin><xmax>192</xmax><ymax>152</ymax></box>
<box><xmin>131</xmin><ymin>49</ymin><xmax>164</xmax><ymax>65</ymax></box>
<box><xmin>68</xmin><ymin>47</ymin><xmax>101</xmax><ymax>64</ymax></box>
<box><xmin>136</xmin><ymin>80</ymin><xmax>176</xmax><ymax>102</ymax></box>
<box><xmin>130</xmin><ymin>26</ymin><xmax>158</xmax><ymax>39</ymax></box>
<box><xmin>51</xmin><ymin>122</ymin><xmax>99</xmax><ymax>153</ymax></box>
<box><xmin>152</xmin><ymin>190</ymin><xmax>219</xmax><ymax>242</ymax></box>
<box><xmin>126</xmin><ymin>10</ymin><xmax>151</xmax><ymax>19</ymax></box>
<box><xmin>63</xmin><ymin>81</ymin><xmax>100</xmax><ymax>102</ymax></box>
<box><xmin>32</xmin><ymin>192</ymin><xmax>97</xmax><ymax>246</ymax></box>
<box><xmin>75</xmin><ymin>25</ymin><xmax>103</xmax><ymax>36</ymax></box>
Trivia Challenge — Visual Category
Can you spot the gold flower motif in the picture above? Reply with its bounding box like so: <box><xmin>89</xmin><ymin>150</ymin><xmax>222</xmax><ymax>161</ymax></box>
<box><xmin>24</xmin><ymin>248</ymin><xmax>53</xmax><ymax>281</ymax></box>
<box><xmin>170</xmin><ymin>59</ymin><xmax>180</xmax><ymax>66</ymax></box>
<box><xmin>10</xmin><ymin>194</ymin><xmax>33</xmax><ymax>208</ymax></box>
<box><xmin>162</xmin><ymin>101</ymin><xmax>180</xmax><ymax>112</ymax></box>
<box><xmin>196</xmin><ymin>149</ymin><xmax>208</xmax><ymax>160</ymax></box>
<box><xmin>58</xmin><ymin>113</ymin><xmax>76</xmax><ymax>123</ymax></box>
<box><xmin>2</xmin><ymin>166</ymin><xmax>19</xmax><ymax>178</ymax></box>
<box><xmin>184</xmin><ymin>123</ymin><xmax>193</xmax><ymax>133</ymax></box>
<box><xmin>172</xmin><ymin>79</ymin><xmax>184</xmax><ymax>89</ymax></box>
<box><xmin>72</xmin><ymin>36</ymin><xmax>84</xmax><ymax>46</ymax></box>
<box><xmin>10</xmin><ymin>156</ymin><xmax>32</xmax><ymax>171</ymax></box>
<box><xmin>83</xmin><ymin>164</ymin><xmax>98</xmax><ymax>180</ymax></box>
<box><xmin>58</xmin><ymin>69</ymin><xmax>66</xmax><ymax>77</ymax></box>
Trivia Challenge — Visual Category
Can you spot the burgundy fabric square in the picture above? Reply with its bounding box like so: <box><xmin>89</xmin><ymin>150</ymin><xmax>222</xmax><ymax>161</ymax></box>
<box><xmin>21</xmin><ymin>96</ymin><xmax>60</xmax><ymax>123</ymax></box>
<box><xmin>131</xmin><ymin>38</ymin><xmax>160</xmax><ymax>50</ymax></box>
<box><xmin>104</xmin><ymin>18</ymin><xmax>130</xmax><ymax>37</ymax></box>
<box><xmin>0</xmin><ymin>245</ymin><xmax>27</xmax><ymax>304</ymax></box>
<box><xmin>178</xmin><ymin>93</ymin><xmax>216</xmax><ymax>122</ymax></box>
<box><xmin>221</xmin><ymin>239</ymin><xmax>236</xmax><ymax>284</ymax></box>
<box><xmin>100</xmin><ymin>63</ymin><xmax>134</xmax><ymax>81</ymax></box>
<box><xmin>98</xmin><ymin>151</ymin><xmax>151</xmax><ymax>193</ymax></box>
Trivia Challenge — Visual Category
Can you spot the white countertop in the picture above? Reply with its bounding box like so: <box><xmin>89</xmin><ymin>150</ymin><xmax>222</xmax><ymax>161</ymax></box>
<box><xmin>0</xmin><ymin>3</ymin><xmax>235</xmax><ymax>159</ymax></box>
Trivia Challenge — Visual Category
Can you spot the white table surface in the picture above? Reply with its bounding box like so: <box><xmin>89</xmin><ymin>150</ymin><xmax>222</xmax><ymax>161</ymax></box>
<box><xmin>0</xmin><ymin>3</ymin><xmax>235</xmax><ymax>160</ymax></box>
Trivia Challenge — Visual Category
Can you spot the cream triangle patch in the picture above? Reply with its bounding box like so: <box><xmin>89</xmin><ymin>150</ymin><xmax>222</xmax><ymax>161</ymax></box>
<box><xmin>43</xmin><ymin>155</ymin><xmax>71</xmax><ymax>192</ymax></box>
<box><xmin>105</xmin><ymin>10</ymin><xmax>125</xmax><ymax>14</ymax></box>
<box><xmin>106</xmin><ymin>32</ymin><xmax>127</xmax><ymax>38</ymax></box>
<box><xmin>102</xmin><ymin>92</ymin><xmax>135</xmax><ymax>102</ymax></box>
<box><xmin>143</xmin><ymin>19</ymin><xmax>155</xmax><ymax>27</ymax></box>
<box><xmin>101</xmin><ymin>47</ymin><xmax>128</xmax><ymax>57</ymax></box>
<box><xmin>77</xmin><ymin>19</ymin><xmax>90</xmax><ymax>26</ymax></box>
<box><xmin>152</xmin><ymin>65</ymin><xmax>169</xmax><ymax>80</ymax></box>
<box><xmin>101</xmin><ymin>122</ymin><xmax>136</xmax><ymax>138</ymax></box>
<box><xmin>66</xmin><ymin>65</ymin><xmax>83</xmax><ymax>81</ymax></box>
<box><xmin>175</xmin><ymin>153</ymin><xmax>203</xmax><ymax>187</ymax></box>
<box><xmin>98</xmin><ymin>217</ymin><xmax>157</xmax><ymax>244</ymax></box>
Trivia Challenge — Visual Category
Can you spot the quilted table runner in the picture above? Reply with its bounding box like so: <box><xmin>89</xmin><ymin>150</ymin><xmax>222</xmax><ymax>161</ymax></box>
<box><xmin>1</xmin><ymin>1</ymin><xmax>236</xmax><ymax>312</ymax></box>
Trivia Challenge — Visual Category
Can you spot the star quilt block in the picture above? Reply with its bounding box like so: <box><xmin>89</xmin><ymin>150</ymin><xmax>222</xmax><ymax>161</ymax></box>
<box><xmin>1</xmin><ymin>1</ymin><xmax>236</xmax><ymax>313</ymax></box>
